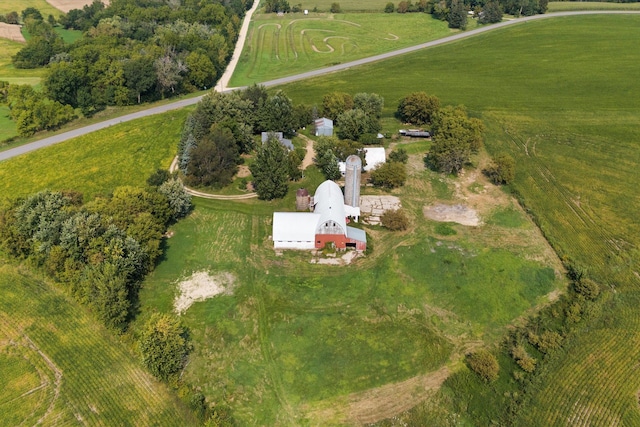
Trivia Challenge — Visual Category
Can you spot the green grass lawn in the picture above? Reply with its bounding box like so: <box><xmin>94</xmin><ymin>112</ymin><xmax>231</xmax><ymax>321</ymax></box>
<box><xmin>0</xmin><ymin>38</ymin><xmax>43</xmax><ymax>88</ymax></box>
<box><xmin>272</xmin><ymin>14</ymin><xmax>640</xmax><ymax>424</ymax></box>
<box><xmin>229</xmin><ymin>12</ymin><xmax>452</xmax><ymax>86</ymax></box>
<box><xmin>0</xmin><ymin>106</ymin><xmax>16</xmax><ymax>142</ymax></box>
<box><xmin>548</xmin><ymin>1</ymin><xmax>640</xmax><ymax>11</ymax></box>
<box><xmin>0</xmin><ymin>261</ymin><xmax>195</xmax><ymax>426</ymax></box>
<box><xmin>0</xmin><ymin>109</ymin><xmax>189</xmax><ymax>201</ymax></box>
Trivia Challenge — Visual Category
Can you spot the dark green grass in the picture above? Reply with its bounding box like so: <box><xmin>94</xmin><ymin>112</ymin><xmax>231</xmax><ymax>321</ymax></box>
<box><xmin>230</xmin><ymin>13</ymin><xmax>452</xmax><ymax>86</ymax></box>
<box><xmin>0</xmin><ymin>109</ymin><xmax>188</xmax><ymax>201</ymax></box>
<box><xmin>54</xmin><ymin>27</ymin><xmax>83</xmax><ymax>43</ymax></box>
<box><xmin>0</xmin><ymin>106</ymin><xmax>16</xmax><ymax>142</ymax></box>
<box><xmin>0</xmin><ymin>261</ymin><xmax>195</xmax><ymax>426</ymax></box>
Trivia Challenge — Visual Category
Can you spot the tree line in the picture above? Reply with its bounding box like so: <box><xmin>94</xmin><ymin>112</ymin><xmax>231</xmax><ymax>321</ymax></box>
<box><xmin>0</xmin><ymin>177</ymin><xmax>191</xmax><ymax>331</ymax></box>
<box><xmin>2</xmin><ymin>0</ymin><xmax>252</xmax><ymax>136</ymax></box>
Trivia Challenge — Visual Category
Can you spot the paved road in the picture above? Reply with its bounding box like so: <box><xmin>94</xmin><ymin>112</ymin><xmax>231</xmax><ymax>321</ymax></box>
<box><xmin>1</xmin><ymin>10</ymin><xmax>638</xmax><ymax>163</ymax></box>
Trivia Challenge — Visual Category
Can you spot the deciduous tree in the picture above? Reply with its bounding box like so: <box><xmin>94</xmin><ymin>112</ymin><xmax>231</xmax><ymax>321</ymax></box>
<box><xmin>397</xmin><ymin>92</ymin><xmax>440</xmax><ymax>125</ymax></box>
<box><xmin>140</xmin><ymin>313</ymin><xmax>190</xmax><ymax>380</ymax></box>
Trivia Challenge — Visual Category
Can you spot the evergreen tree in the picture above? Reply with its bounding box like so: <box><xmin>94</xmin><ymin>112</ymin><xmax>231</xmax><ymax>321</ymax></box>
<box><xmin>250</xmin><ymin>137</ymin><xmax>290</xmax><ymax>200</ymax></box>
<box><xmin>448</xmin><ymin>0</ymin><xmax>468</xmax><ymax>30</ymax></box>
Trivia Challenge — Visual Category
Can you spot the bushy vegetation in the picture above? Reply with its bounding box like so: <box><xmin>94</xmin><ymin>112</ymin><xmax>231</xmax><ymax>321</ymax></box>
<box><xmin>380</xmin><ymin>208</ymin><xmax>409</xmax><ymax>230</ymax></box>
<box><xmin>0</xmin><ymin>184</ymin><xmax>191</xmax><ymax>331</ymax></box>
<box><xmin>485</xmin><ymin>152</ymin><xmax>515</xmax><ymax>184</ymax></box>
<box><xmin>140</xmin><ymin>313</ymin><xmax>191</xmax><ymax>381</ymax></box>
<box><xmin>466</xmin><ymin>350</ymin><xmax>499</xmax><ymax>382</ymax></box>
<box><xmin>370</xmin><ymin>161</ymin><xmax>407</xmax><ymax>189</ymax></box>
<box><xmin>426</xmin><ymin>105</ymin><xmax>485</xmax><ymax>174</ymax></box>
<box><xmin>397</xmin><ymin>91</ymin><xmax>440</xmax><ymax>126</ymax></box>
<box><xmin>5</xmin><ymin>83</ymin><xmax>75</xmax><ymax>136</ymax></box>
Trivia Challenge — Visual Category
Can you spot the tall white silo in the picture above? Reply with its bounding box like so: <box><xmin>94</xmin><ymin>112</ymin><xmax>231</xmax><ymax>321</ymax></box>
<box><xmin>344</xmin><ymin>155</ymin><xmax>362</xmax><ymax>207</ymax></box>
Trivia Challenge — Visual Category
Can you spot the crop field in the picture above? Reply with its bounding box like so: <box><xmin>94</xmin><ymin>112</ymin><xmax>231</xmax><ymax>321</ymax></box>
<box><xmin>0</xmin><ymin>0</ymin><xmax>63</xmax><ymax>17</ymax></box>
<box><xmin>135</xmin><ymin>142</ymin><xmax>562</xmax><ymax>425</ymax></box>
<box><xmin>229</xmin><ymin>12</ymin><xmax>451</xmax><ymax>87</ymax></box>
<box><xmin>276</xmin><ymin>14</ymin><xmax>640</xmax><ymax>424</ymax></box>
<box><xmin>548</xmin><ymin>1</ymin><xmax>640</xmax><ymax>12</ymax></box>
<box><xmin>0</xmin><ymin>109</ymin><xmax>188</xmax><ymax>201</ymax></box>
<box><xmin>0</xmin><ymin>261</ymin><xmax>194</xmax><ymax>426</ymax></box>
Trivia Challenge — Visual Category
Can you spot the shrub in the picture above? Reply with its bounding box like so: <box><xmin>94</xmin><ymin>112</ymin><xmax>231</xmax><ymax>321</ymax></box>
<box><xmin>147</xmin><ymin>168</ymin><xmax>171</xmax><ymax>187</ymax></box>
<box><xmin>574</xmin><ymin>278</ymin><xmax>600</xmax><ymax>300</ymax></box>
<box><xmin>158</xmin><ymin>178</ymin><xmax>192</xmax><ymax>221</ymax></box>
<box><xmin>140</xmin><ymin>313</ymin><xmax>191</xmax><ymax>381</ymax></box>
<box><xmin>381</xmin><ymin>209</ymin><xmax>409</xmax><ymax>231</ymax></box>
<box><xmin>511</xmin><ymin>345</ymin><xmax>536</xmax><ymax>373</ymax></box>
<box><xmin>485</xmin><ymin>153</ymin><xmax>515</xmax><ymax>185</ymax></box>
<box><xmin>536</xmin><ymin>331</ymin><xmax>563</xmax><ymax>354</ymax></box>
<box><xmin>467</xmin><ymin>350</ymin><xmax>499</xmax><ymax>382</ymax></box>
<box><xmin>385</xmin><ymin>2</ymin><xmax>395</xmax><ymax>13</ymax></box>
<box><xmin>388</xmin><ymin>148</ymin><xmax>408</xmax><ymax>164</ymax></box>
<box><xmin>370</xmin><ymin>161</ymin><xmax>407</xmax><ymax>189</ymax></box>
<box><xmin>330</xmin><ymin>2</ymin><xmax>341</xmax><ymax>13</ymax></box>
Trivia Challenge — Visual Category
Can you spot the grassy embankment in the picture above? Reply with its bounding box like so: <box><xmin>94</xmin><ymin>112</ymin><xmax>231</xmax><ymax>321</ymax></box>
<box><xmin>230</xmin><ymin>12</ymin><xmax>453</xmax><ymax>87</ymax></box>
<box><xmin>277</xmin><ymin>14</ymin><xmax>640</xmax><ymax>424</ymax></box>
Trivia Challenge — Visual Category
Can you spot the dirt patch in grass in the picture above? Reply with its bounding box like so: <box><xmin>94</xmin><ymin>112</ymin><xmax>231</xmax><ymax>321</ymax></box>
<box><xmin>236</xmin><ymin>165</ymin><xmax>251</xmax><ymax>178</ymax></box>
<box><xmin>174</xmin><ymin>271</ymin><xmax>235</xmax><ymax>315</ymax></box>
<box><xmin>424</xmin><ymin>203</ymin><xmax>480</xmax><ymax>226</ymax></box>
<box><xmin>45</xmin><ymin>0</ymin><xmax>109</xmax><ymax>13</ymax></box>
<box><xmin>0</xmin><ymin>23</ymin><xmax>25</xmax><ymax>43</ymax></box>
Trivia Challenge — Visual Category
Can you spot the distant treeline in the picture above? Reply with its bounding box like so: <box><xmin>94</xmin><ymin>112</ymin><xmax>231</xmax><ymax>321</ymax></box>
<box><xmin>3</xmin><ymin>0</ymin><xmax>252</xmax><ymax>132</ymax></box>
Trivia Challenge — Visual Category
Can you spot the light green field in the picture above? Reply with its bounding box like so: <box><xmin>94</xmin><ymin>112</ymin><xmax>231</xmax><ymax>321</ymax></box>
<box><xmin>230</xmin><ymin>12</ymin><xmax>452</xmax><ymax>86</ymax></box>
<box><xmin>0</xmin><ymin>106</ymin><xmax>16</xmax><ymax>142</ymax></box>
<box><xmin>275</xmin><ymin>14</ymin><xmax>640</xmax><ymax>424</ymax></box>
<box><xmin>0</xmin><ymin>109</ymin><xmax>189</xmax><ymax>201</ymax></box>
<box><xmin>548</xmin><ymin>1</ymin><xmax>640</xmax><ymax>12</ymax></box>
<box><xmin>0</xmin><ymin>0</ymin><xmax>63</xmax><ymax>17</ymax></box>
<box><xmin>0</xmin><ymin>262</ymin><xmax>195</xmax><ymax>426</ymax></box>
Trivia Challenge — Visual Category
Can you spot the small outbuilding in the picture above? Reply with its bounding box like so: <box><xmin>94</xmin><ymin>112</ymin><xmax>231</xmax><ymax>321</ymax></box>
<box><xmin>338</xmin><ymin>147</ymin><xmax>386</xmax><ymax>175</ymax></box>
<box><xmin>314</xmin><ymin>118</ymin><xmax>334</xmax><ymax>137</ymax></box>
<box><xmin>262</xmin><ymin>132</ymin><xmax>294</xmax><ymax>150</ymax></box>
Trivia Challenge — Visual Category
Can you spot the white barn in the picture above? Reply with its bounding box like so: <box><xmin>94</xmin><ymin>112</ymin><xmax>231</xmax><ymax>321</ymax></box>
<box><xmin>272</xmin><ymin>180</ymin><xmax>366</xmax><ymax>251</ymax></box>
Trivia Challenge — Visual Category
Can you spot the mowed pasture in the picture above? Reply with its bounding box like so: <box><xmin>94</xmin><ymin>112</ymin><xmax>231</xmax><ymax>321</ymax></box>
<box><xmin>136</xmin><ymin>146</ymin><xmax>562</xmax><ymax>425</ymax></box>
<box><xmin>229</xmin><ymin>12</ymin><xmax>451</xmax><ymax>87</ymax></box>
<box><xmin>0</xmin><ymin>109</ymin><xmax>188</xmax><ymax>201</ymax></box>
<box><xmin>0</xmin><ymin>262</ymin><xmax>195</xmax><ymax>426</ymax></box>
<box><xmin>277</xmin><ymin>14</ymin><xmax>640</xmax><ymax>424</ymax></box>
<box><xmin>0</xmin><ymin>38</ymin><xmax>43</xmax><ymax>87</ymax></box>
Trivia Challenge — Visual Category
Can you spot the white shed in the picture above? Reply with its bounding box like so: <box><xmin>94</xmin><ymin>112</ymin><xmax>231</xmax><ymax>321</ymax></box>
<box><xmin>314</xmin><ymin>118</ymin><xmax>334</xmax><ymax>137</ymax></box>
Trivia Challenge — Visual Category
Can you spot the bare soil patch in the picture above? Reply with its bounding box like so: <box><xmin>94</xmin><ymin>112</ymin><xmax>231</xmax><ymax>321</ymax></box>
<box><xmin>46</xmin><ymin>0</ymin><xmax>109</xmax><ymax>13</ymax></box>
<box><xmin>236</xmin><ymin>164</ymin><xmax>251</xmax><ymax>178</ymax></box>
<box><xmin>423</xmin><ymin>203</ymin><xmax>480</xmax><ymax>226</ymax></box>
<box><xmin>0</xmin><ymin>23</ymin><xmax>25</xmax><ymax>43</ymax></box>
<box><xmin>174</xmin><ymin>271</ymin><xmax>235</xmax><ymax>315</ymax></box>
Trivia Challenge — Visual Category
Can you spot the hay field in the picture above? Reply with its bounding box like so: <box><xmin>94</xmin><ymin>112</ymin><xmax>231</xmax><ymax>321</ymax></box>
<box><xmin>0</xmin><ymin>262</ymin><xmax>195</xmax><ymax>425</ymax></box>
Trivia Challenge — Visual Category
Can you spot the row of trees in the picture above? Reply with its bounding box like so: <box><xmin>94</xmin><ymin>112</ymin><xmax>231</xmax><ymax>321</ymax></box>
<box><xmin>0</xmin><ymin>179</ymin><xmax>191</xmax><ymax>331</ymax></box>
<box><xmin>385</xmin><ymin>0</ymin><xmax>540</xmax><ymax>19</ymax></box>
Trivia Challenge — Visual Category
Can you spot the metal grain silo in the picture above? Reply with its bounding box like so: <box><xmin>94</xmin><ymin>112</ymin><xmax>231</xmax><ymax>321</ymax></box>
<box><xmin>344</xmin><ymin>155</ymin><xmax>361</xmax><ymax>207</ymax></box>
